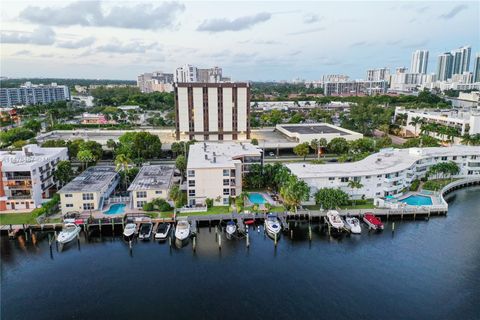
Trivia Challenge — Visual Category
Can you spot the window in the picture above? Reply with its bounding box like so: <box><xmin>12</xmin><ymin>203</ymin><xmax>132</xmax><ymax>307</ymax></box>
<box><xmin>365</xmin><ymin>176</ymin><xmax>371</xmax><ymax>179</ymax></box>
<box><xmin>188</xmin><ymin>170</ymin><xmax>195</xmax><ymax>177</ymax></box>
<box><xmin>155</xmin><ymin>190</ymin><xmax>163</xmax><ymax>194</ymax></box>
<box><xmin>83</xmin><ymin>203</ymin><xmax>94</xmax><ymax>210</ymax></box>
<box><xmin>230</xmin><ymin>189</ymin><xmax>236</xmax><ymax>196</ymax></box>
<box><xmin>223</xmin><ymin>179</ymin><xmax>230</xmax><ymax>186</ymax></box>
<box><xmin>377</xmin><ymin>175</ymin><xmax>382</xmax><ymax>178</ymax></box>
<box><xmin>453</xmin><ymin>156</ymin><xmax>457</xmax><ymax>160</ymax></box>
<box><xmin>472</xmin><ymin>155</ymin><xmax>477</xmax><ymax>160</ymax></box>
<box><xmin>32</xmin><ymin>169</ymin><xmax>36</xmax><ymax>175</ymax></box>
<box><xmin>65</xmin><ymin>194</ymin><xmax>73</xmax><ymax>198</ymax></box>
<box><xmin>223</xmin><ymin>188</ymin><xmax>230</xmax><ymax>195</ymax></box>
<box><xmin>188</xmin><ymin>180</ymin><xmax>195</xmax><ymax>187</ymax></box>
<box><xmin>340</xmin><ymin>177</ymin><xmax>348</xmax><ymax>183</ymax></box>
<box><xmin>328</xmin><ymin>177</ymin><xmax>335</xmax><ymax>181</ymax></box>
<box><xmin>82</xmin><ymin>193</ymin><xmax>94</xmax><ymax>200</ymax></box>
<box><xmin>223</xmin><ymin>169</ymin><xmax>230</xmax><ymax>177</ymax></box>
<box><xmin>66</xmin><ymin>204</ymin><xmax>73</xmax><ymax>208</ymax></box>
<box><xmin>137</xmin><ymin>201</ymin><xmax>146</xmax><ymax>208</ymax></box>
<box><xmin>223</xmin><ymin>198</ymin><xmax>229</xmax><ymax>205</ymax></box>
<box><xmin>136</xmin><ymin>191</ymin><xmax>147</xmax><ymax>198</ymax></box>
<box><xmin>188</xmin><ymin>190</ymin><xmax>195</xmax><ymax>197</ymax></box>
<box><xmin>377</xmin><ymin>183</ymin><xmax>382</xmax><ymax>187</ymax></box>
<box><xmin>441</xmin><ymin>156</ymin><xmax>447</xmax><ymax>161</ymax></box>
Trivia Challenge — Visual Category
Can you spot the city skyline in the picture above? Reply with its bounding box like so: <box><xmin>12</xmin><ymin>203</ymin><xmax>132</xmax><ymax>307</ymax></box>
<box><xmin>1</xmin><ymin>1</ymin><xmax>479</xmax><ymax>81</ymax></box>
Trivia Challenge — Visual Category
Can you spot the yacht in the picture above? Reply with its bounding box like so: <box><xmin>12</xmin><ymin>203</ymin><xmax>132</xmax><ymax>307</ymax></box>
<box><xmin>344</xmin><ymin>217</ymin><xmax>362</xmax><ymax>234</ymax></box>
<box><xmin>326</xmin><ymin>210</ymin><xmax>345</xmax><ymax>230</ymax></box>
<box><xmin>57</xmin><ymin>223</ymin><xmax>81</xmax><ymax>244</ymax></box>
<box><xmin>154</xmin><ymin>223</ymin><xmax>171</xmax><ymax>241</ymax></box>
<box><xmin>265</xmin><ymin>214</ymin><xmax>281</xmax><ymax>238</ymax></box>
<box><xmin>123</xmin><ymin>223</ymin><xmax>137</xmax><ymax>240</ymax></box>
<box><xmin>175</xmin><ymin>220</ymin><xmax>191</xmax><ymax>241</ymax></box>
<box><xmin>138</xmin><ymin>222</ymin><xmax>153</xmax><ymax>240</ymax></box>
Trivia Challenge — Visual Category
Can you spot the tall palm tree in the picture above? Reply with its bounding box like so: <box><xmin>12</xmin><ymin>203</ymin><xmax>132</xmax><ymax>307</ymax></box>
<box><xmin>409</xmin><ymin>116</ymin><xmax>422</xmax><ymax>137</ymax></box>
<box><xmin>115</xmin><ymin>154</ymin><xmax>132</xmax><ymax>190</ymax></box>
<box><xmin>347</xmin><ymin>180</ymin><xmax>363</xmax><ymax>206</ymax></box>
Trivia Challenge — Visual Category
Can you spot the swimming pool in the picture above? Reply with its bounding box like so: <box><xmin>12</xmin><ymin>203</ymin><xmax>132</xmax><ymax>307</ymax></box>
<box><xmin>248</xmin><ymin>193</ymin><xmax>267</xmax><ymax>205</ymax></box>
<box><xmin>104</xmin><ymin>204</ymin><xmax>126</xmax><ymax>215</ymax></box>
<box><xmin>399</xmin><ymin>195</ymin><xmax>433</xmax><ymax>206</ymax></box>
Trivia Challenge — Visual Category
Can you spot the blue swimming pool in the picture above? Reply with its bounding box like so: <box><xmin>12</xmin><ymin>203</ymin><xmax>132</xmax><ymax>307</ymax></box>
<box><xmin>399</xmin><ymin>195</ymin><xmax>433</xmax><ymax>206</ymax></box>
<box><xmin>248</xmin><ymin>193</ymin><xmax>266</xmax><ymax>204</ymax></box>
<box><xmin>104</xmin><ymin>204</ymin><xmax>126</xmax><ymax>215</ymax></box>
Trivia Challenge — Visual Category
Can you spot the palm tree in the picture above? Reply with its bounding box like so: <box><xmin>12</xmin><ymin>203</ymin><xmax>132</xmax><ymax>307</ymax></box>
<box><xmin>115</xmin><ymin>154</ymin><xmax>132</xmax><ymax>190</ymax></box>
<box><xmin>347</xmin><ymin>180</ymin><xmax>363</xmax><ymax>206</ymax></box>
<box><xmin>409</xmin><ymin>116</ymin><xmax>422</xmax><ymax>137</ymax></box>
<box><xmin>461</xmin><ymin>133</ymin><xmax>473</xmax><ymax>146</ymax></box>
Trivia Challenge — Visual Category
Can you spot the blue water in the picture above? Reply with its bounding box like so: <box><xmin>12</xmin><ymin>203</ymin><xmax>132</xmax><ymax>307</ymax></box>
<box><xmin>399</xmin><ymin>195</ymin><xmax>433</xmax><ymax>206</ymax></box>
<box><xmin>248</xmin><ymin>192</ymin><xmax>266</xmax><ymax>204</ymax></box>
<box><xmin>104</xmin><ymin>204</ymin><xmax>126</xmax><ymax>215</ymax></box>
<box><xmin>1</xmin><ymin>186</ymin><xmax>480</xmax><ymax>319</ymax></box>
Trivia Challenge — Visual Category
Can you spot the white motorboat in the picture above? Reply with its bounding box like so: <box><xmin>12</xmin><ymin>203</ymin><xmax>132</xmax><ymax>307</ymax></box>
<box><xmin>175</xmin><ymin>220</ymin><xmax>190</xmax><ymax>241</ymax></box>
<box><xmin>344</xmin><ymin>217</ymin><xmax>362</xmax><ymax>234</ymax></box>
<box><xmin>226</xmin><ymin>221</ymin><xmax>237</xmax><ymax>236</ymax></box>
<box><xmin>326</xmin><ymin>210</ymin><xmax>345</xmax><ymax>230</ymax></box>
<box><xmin>154</xmin><ymin>223</ymin><xmax>171</xmax><ymax>241</ymax></box>
<box><xmin>138</xmin><ymin>222</ymin><xmax>153</xmax><ymax>241</ymax></box>
<box><xmin>57</xmin><ymin>223</ymin><xmax>81</xmax><ymax>244</ymax></box>
<box><xmin>123</xmin><ymin>223</ymin><xmax>137</xmax><ymax>240</ymax></box>
<box><xmin>265</xmin><ymin>214</ymin><xmax>281</xmax><ymax>238</ymax></box>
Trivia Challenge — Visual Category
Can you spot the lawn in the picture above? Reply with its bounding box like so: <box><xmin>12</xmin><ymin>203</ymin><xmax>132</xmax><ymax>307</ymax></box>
<box><xmin>243</xmin><ymin>205</ymin><xmax>285</xmax><ymax>213</ymax></box>
<box><xmin>0</xmin><ymin>213</ymin><xmax>37</xmax><ymax>225</ymax></box>
<box><xmin>177</xmin><ymin>206</ymin><xmax>231</xmax><ymax>217</ymax></box>
<box><xmin>303</xmin><ymin>200</ymin><xmax>375</xmax><ymax>210</ymax></box>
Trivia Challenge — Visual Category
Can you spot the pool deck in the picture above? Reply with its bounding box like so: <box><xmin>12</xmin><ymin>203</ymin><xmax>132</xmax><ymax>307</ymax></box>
<box><xmin>245</xmin><ymin>192</ymin><xmax>277</xmax><ymax>206</ymax></box>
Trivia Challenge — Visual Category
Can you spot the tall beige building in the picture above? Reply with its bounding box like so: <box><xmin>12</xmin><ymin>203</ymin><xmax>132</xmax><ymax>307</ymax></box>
<box><xmin>174</xmin><ymin>82</ymin><xmax>250</xmax><ymax>141</ymax></box>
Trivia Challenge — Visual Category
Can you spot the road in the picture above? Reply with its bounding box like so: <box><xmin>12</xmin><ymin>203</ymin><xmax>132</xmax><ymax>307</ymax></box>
<box><xmin>373</xmin><ymin>129</ymin><xmax>407</xmax><ymax>145</ymax></box>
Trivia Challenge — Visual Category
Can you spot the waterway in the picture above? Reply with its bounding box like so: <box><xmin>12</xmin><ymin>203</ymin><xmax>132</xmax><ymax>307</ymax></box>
<box><xmin>1</xmin><ymin>186</ymin><xmax>480</xmax><ymax>320</ymax></box>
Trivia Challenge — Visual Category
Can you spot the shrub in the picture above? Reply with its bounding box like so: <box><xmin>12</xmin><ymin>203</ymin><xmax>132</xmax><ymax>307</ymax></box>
<box><xmin>205</xmin><ymin>198</ymin><xmax>214</xmax><ymax>208</ymax></box>
<box><xmin>410</xmin><ymin>179</ymin><xmax>420</xmax><ymax>191</ymax></box>
<box><xmin>142</xmin><ymin>202</ymin><xmax>155</xmax><ymax>211</ymax></box>
<box><xmin>152</xmin><ymin>198</ymin><xmax>172</xmax><ymax>212</ymax></box>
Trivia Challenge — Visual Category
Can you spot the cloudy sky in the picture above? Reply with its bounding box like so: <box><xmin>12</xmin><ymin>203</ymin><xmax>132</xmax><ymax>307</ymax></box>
<box><xmin>1</xmin><ymin>0</ymin><xmax>478</xmax><ymax>81</ymax></box>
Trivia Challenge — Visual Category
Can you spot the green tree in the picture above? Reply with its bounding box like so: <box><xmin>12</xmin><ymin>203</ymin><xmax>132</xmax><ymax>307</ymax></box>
<box><xmin>117</xmin><ymin>131</ymin><xmax>162</xmax><ymax>162</ymax></box>
<box><xmin>0</xmin><ymin>127</ymin><xmax>35</xmax><ymax>146</ymax></box>
<box><xmin>77</xmin><ymin>150</ymin><xmax>95</xmax><ymax>170</ymax></box>
<box><xmin>175</xmin><ymin>155</ymin><xmax>187</xmax><ymax>178</ymax></box>
<box><xmin>54</xmin><ymin>160</ymin><xmax>74</xmax><ymax>187</ymax></box>
<box><xmin>12</xmin><ymin>140</ymin><xmax>27</xmax><ymax>149</ymax></box>
<box><xmin>327</xmin><ymin>137</ymin><xmax>349</xmax><ymax>155</ymax></box>
<box><xmin>293</xmin><ymin>142</ymin><xmax>310</xmax><ymax>160</ymax></box>
<box><xmin>347</xmin><ymin>180</ymin><xmax>363</xmax><ymax>206</ymax></box>
<box><xmin>115</xmin><ymin>154</ymin><xmax>133</xmax><ymax>190</ymax></box>
<box><xmin>251</xmin><ymin>138</ymin><xmax>259</xmax><ymax>145</ymax></box>
<box><xmin>314</xmin><ymin>188</ymin><xmax>349</xmax><ymax>209</ymax></box>
<box><xmin>279</xmin><ymin>176</ymin><xmax>310</xmax><ymax>212</ymax></box>
<box><xmin>23</xmin><ymin>119</ymin><xmax>42</xmax><ymax>133</ymax></box>
<box><xmin>409</xmin><ymin>116</ymin><xmax>422</xmax><ymax>136</ymax></box>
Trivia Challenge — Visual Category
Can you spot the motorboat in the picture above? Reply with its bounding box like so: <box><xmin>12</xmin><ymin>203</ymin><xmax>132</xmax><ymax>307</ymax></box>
<box><xmin>123</xmin><ymin>223</ymin><xmax>137</xmax><ymax>240</ymax></box>
<box><xmin>138</xmin><ymin>222</ymin><xmax>153</xmax><ymax>240</ymax></box>
<box><xmin>265</xmin><ymin>214</ymin><xmax>281</xmax><ymax>238</ymax></box>
<box><xmin>363</xmin><ymin>213</ymin><xmax>384</xmax><ymax>230</ymax></box>
<box><xmin>57</xmin><ymin>223</ymin><xmax>81</xmax><ymax>244</ymax></box>
<box><xmin>226</xmin><ymin>221</ymin><xmax>237</xmax><ymax>236</ymax></box>
<box><xmin>154</xmin><ymin>223</ymin><xmax>171</xmax><ymax>241</ymax></box>
<box><xmin>326</xmin><ymin>210</ymin><xmax>345</xmax><ymax>230</ymax></box>
<box><xmin>344</xmin><ymin>217</ymin><xmax>362</xmax><ymax>234</ymax></box>
<box><xmin>175</xmin><ymin>220</ymin><xmax>191</xmax><ymax>241</ymax></box>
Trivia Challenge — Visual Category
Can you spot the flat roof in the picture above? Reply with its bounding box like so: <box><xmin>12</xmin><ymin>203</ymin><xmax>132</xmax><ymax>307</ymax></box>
<box><xmin>187</xmin><ymin>142</ymin><xmax>262</xmax><ymax>169</ymax></box>
<box><xmin>286</xmin><ymin>146</ymin><xmax>480</xmax><ymax>179</ymax></box>
<box><xmin>127</xmin><ymin>165</ymin><xmax>174</xmax><ymax>191</ymax></box>
<box><xmin>59</xmin><ymin>166</ymin><xmax>118</xmax><ymax>193</ymax></box>
<box><xmin>280</xmin><ymin>124</ymin><xmax>348</xmax><ymax>135</ymax></box>
<box><xmin>0</xmin><ymin>144</ymin><xmax>66</xmax><ymax>168</ymax></box>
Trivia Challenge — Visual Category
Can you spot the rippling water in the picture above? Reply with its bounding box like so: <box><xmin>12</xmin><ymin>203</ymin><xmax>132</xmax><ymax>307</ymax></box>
<box><xmin>2</xmin><ymin>186</ymin><xmax>480</xmax><ymax>320</ymax></box>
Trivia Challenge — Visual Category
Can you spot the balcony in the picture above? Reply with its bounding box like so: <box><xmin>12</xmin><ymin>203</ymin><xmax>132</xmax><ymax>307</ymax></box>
<box><xmin>6</xmin><ymin>175</ymin><xmax>32</xmax><ymax>181</ymax></box>
<box><xmin>8</xmin><ymin>195</ymin><xmax>32</xmax><ymax>200</ymax></box>
<box><xmin>5</xmin><ymin>184</ymin><xmax>32</xmax><ymax>190</ymax></box>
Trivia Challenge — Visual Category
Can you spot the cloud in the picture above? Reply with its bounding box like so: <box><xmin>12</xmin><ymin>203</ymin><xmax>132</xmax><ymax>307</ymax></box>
<box><xmin>57</xmin><ymin>36</ymin><xmax>95</xmax><ymax>49</ymax></box>
<box><xmin>94</xmin><ymin>41</ymin><xmax>158</xmax><ymax>54</ymax></box>
<box><xmin>19</xmin><ymin>1</ymin><xmax>185</xmax><ymax>30</ymax></box>
<box><xmin>1</xmin><ymin>26</ymin><xmax>55</xmax><ymax>45</ymax></box>
<box><xmin>197</xmin><ymin>12</ymin><xmax>271</xmax><ymax>32</ymax></box>
<box><xmin>303</xmin><ymin>14</ymin><xmax>320</xmax><ymax>24</ymax></box>
<box><xmin>14</xmin><ymin>50</ymin><xmax>31</xmax><ymax>56</ymax></box>
<box><xmin>287</xmin><ymin>26</ymin><xmax>325</xmax><ymax>36</ymax></box>
<box><xmin>439</xmin><ymin>4</ymin><xmax>468</xmax><ymax>19</ymax></box>
<box><xmin>400</xmin><ymin>39</ymin><xmax>429</xmax><ymax>49</ymax></box>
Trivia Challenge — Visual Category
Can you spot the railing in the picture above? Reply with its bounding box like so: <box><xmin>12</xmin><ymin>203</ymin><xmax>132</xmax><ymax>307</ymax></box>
<box><xmin>8</xmin><ymin>195</ymin><xmax>32</xmax><ymax>200</ymax></box>
<box><xmin>106</xmin><ymin>196</ymin><xmax>130</xmax><ymax>204</ymax></box>
<box><xmin>5</xmin><ymin>185</ymin><xmax>32</xmax><ymax>190</ymax></box>
<box><xmin>440</xmin><ymin>177</ymin><xmax>480</xmax><ymax>208</ymax></box>
<box><xmin>6</xmin><ymin>176</ymin><xmax>32</xmax><ymax>181</ymax></box>
<box><xmin>178</xmin><ymin>206</ymin><xmax>208</xmax><ymax>213</ymax></box>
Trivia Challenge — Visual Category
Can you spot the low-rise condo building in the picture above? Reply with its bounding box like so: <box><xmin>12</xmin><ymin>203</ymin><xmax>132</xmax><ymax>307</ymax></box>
<box><xmin>0</xmin><ymin>145</ymin><xmax>68</xmax><ymax>211</ymax></box>
<box><xmin>286</xmin><ymin>146</ymin><xmax>480</xmax><ymax>201</ymax></box>
<box><xmin>395</xmin><ymin>106</ymin><xmax>480</xmax><ymax>136</ymax></box>
<box><xmin>58</xmin><ymin>166</ymin><xmax>119</xmax><ymax>214</ymax></box>
<box><xmin>187</xmin><ymin>142</ymin><xmax>262</xmax><ymax>206</ymax></box>
<box><xmin>127</xmin><ymin>165</ymin><xmax>174</xmax><ymax>209</ymax></box>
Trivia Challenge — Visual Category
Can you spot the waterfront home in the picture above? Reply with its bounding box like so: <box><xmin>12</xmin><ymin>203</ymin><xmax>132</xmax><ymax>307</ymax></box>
<box><xmin>58</xmin><ymin>166</ymin><xmax>119</xmax><ymax>215</ymax></box>
<box><xmin>127</xmin><ymin>165</ymin><xmax>174</xmax><ymax>209</ymax></box>
<box><xmin>286</xmin><ymin>146</ymin><xmax>480</xmax><ymax>201</ymax></box>
<box><xmin>0</xmin><ymin>144</ymin><xmax>68</xmax><ymax>211</ymax></box>
<box><xmin>186</xmin><ymin>142</ymin><xmax>262</xmax><ymax>206</ymax></box>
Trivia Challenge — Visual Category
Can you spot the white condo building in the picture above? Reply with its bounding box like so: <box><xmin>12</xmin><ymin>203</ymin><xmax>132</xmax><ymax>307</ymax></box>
<box><xmin>395</xmin><ymin>106</ymin><xmax>480</xmax><ymax>136</ymax></box>
<box><xmin>127</xmin><ymin>165</ymin><xmax>174</xmax><ymax>209</ymax></box>
<box><xmin>411</xmin><ymin>50</ymin><xmax>429</xmax><ymax>74</ymax></box>
<box><xmin>0</xmin><ymin>82</ymin><xmax>71</xmax><ymax>107</ymax></box>
<box><xmin>0</xmin><ymin>145</ymin><xmax>68</xmax><ymax>211</ymax></box>
<box><xmin>286</xmin><ymin>146</ymin><xmax>480</xmax><ymax>201</ymax></box>
<box><xmin>175</xmin><ymin>82</ymin><xmax>250</xmax><ymax>141</ymax></box>
<box><xmin>186</xmin><ymin>142</ymin><xmax>262</xmax><ymax>206</ymax></box>
<box><xmin>366</xmin><ymin>68</ymin><xmax>390</xmax><ymax>81</ymax></box>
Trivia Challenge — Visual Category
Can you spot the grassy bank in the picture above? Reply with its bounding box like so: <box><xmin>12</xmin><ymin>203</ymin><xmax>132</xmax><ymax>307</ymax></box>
<box><xmin>422</xmin><ymin>179</ymin><xmax>457</xmax><ymax>191</ymax></box>
<box><xmin>0</xmin><ymin>213</ymin><xmax>36</xmax><ymax>225</ymax></box>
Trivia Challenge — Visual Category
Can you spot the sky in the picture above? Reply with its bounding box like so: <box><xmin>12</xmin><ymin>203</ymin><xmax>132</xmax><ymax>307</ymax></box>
<box><xmin>1</xmin><ymin>0</ymin><xmax>479</xmax><ymax>81</ymax></box>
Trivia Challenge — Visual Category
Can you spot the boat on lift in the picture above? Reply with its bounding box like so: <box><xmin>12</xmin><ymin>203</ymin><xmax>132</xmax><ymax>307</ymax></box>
<box><xmin>363</xmin><ymin>213</ymin><xmax>384</xmax><ymax>230</ymax></box>
<box><xmin>326</xmin><ymin>210</ymin><xmax>345</xmax><ymax>230</ymax></box>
